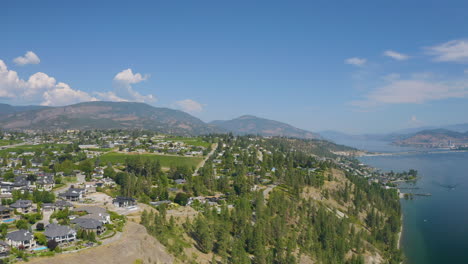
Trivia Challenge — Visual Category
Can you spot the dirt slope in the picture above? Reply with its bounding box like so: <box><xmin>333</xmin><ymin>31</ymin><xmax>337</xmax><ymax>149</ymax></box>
<box><xmin>25</xmin><ymin>221</ymin><xmax>174</xmax><ymax>264</ymax></box>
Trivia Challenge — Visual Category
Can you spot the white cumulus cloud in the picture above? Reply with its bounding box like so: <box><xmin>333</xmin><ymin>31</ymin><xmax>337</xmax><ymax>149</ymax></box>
<box><xmin>112</xmin><ymin>69</ymin><xmax>155</xmax><ymax>103</ymax></box>
<box><xmin>0</xmin><ymin>59</ymin><xmax>96</xmax><ymax>106</ymax></box>
<box><xmin>351</xmin><ymin>78</ymin><xmax>468</xmax><ymax>108</ymax></box>
<box><xmin>345</xmin><ymin>57</ymin><xmax>366</xmax><ymax>66</ymax></box>
<box><xmin>383</xmin><ymin>50</ymin><xmax>409</xmax><ymax>61</ymax></box>
<box><xmin>174</xmin><ymin>99</ymin><xmax>204</xmax><ymax>113</ymax></box>
<box><xmin>13</xmin><ymin>51</ymin><xmax>41</xmax><ymax>65</ymax></box>
<box><xmin>425</xmin><ymin>39</ymin><xmax>468</xmax><ymax>63</ymax></box>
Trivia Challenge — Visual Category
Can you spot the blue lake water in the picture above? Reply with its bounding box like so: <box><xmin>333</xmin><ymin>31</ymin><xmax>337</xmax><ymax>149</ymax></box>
<box><xmin>351</xmin><ymin>140</ymin><xmax>468</xmax><ymax>264</ymax></box>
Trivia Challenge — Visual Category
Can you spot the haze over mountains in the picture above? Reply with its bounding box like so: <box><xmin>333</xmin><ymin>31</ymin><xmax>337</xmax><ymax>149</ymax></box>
<box><xmin>211</xmin><ymin>115</ymin><xmax>319</xmax><ymax>139</ymax></box>
<box><xmin>321</xmin><ymin>125</ymin><xmax>468</xmax><ymax>148</ymax></box>
<box><xmin>1</xmin><ymin>101</ymin><xmax>466</xmax><ymax>148</ymax></box>
<box><xmin>0</xmin><ymin>102</ymin><xmax>319</xmax><ymax>139</ymax></box>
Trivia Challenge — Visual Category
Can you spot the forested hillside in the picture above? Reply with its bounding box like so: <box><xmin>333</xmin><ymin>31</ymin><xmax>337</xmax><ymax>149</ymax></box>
<box><xmin>105</xmin><ymin>135</ymin><xmax>402</xmax><ymax>263</ymax></box>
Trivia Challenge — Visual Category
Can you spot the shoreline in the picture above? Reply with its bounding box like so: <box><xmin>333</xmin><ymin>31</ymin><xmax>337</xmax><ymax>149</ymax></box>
<box><xmin>398</xmin><ymin>213</ymin><xmax>403</xmax><ymax>250</ymax></box>
<box><xmin>358</xmin><ymin>149</ymin><xmax>468</xmax><ymax>157</ymax></box>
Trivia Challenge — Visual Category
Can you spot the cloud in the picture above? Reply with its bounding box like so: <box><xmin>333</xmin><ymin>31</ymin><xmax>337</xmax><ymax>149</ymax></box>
<box><xmin>345</xmin><ymin>57</ymin><xmax>366</xmax><ymax>66</ymax></box>
<box><xmin>41</xmin><ymin>83</ymin><xmax>98</xmax><ymax>106</ymax></box>
<box><xmin>173</xmin><ymin>99</ymin><xmax>204</xmax><ymax>113</ymax></box>
<box><xmin>114</xmin><ymin>68</ymin><xmax>148</xmax><ymax>84</ymax></box>
<box><xmin>351</xmin><ymin>78</ymin><xmax>468</xmax><ymax>107</ymax></box>
<box><xmin>408</xmin><ymin>115</ymin><xmax>424</xmax><ymax>127</ymax></box>
<box><xmin>13</xmin><ymin>51</ymin><xmax>41</xmax><ymax>65</ymax></box>
<box><xmin>94</xmin><ymin>91</ymin><xmax>128</xmax><ymax>102</ymax></box>
<box><xmin>0</xmin><ymin>59</ymin><xmax>96</xmax><ymax>106</ymax></box>
<box><xmin>112</xmin><ymin>69</ymin><xmax>155</xmax><ymax>103</ymax></box>
<box><xmin>383</xmin><ymin>50</ymin><xmax>409</xmax><ymax>61</ymax></box>
<box><xmin>425</xmin><ymin>39</ymin><xmax>468</xmax><ymax>63</ymax></box>
<box><xmin>464</xmin><ymin>69</ymin><xmax>468</xmax><ymax>74</ymax></box>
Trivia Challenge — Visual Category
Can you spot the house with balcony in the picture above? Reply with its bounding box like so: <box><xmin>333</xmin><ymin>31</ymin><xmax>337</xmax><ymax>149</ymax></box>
<box><xmin>6</xmin><ymin>230</ymin><xmax>36</xmax><ymax>249</ymax></box>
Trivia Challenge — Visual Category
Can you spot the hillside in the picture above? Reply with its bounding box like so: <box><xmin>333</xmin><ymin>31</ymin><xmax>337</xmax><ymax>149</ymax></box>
<box><xmin>0</xmin><ymin>103</ymin><xmax>49</xmax><ymax>116</ymax></box>
<box><xmin>211</xmin><ymin>115</ymin><xmax>319</xmax><ymax>139</ymax></box>
<box><xmin>393</xmin><ymin>129</ymin><xmax>468</xmax><ymax>148</ymax></box>
<box><xmin>0</xmin><ymin>101</ymin><xmax>219</xmax><ymax>136</ymax></box>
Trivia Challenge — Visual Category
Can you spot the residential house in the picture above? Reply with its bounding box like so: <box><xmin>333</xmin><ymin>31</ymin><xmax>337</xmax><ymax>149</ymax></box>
<box><xmin>71</xmin><ymin>218</ymin><xmax>105</xmax><ymax>235</ymax></box>
<box><xmin>55</xmin><ymin>200</ymin><xmax>74</xmax><ymax>211</ymax></box>
<box><xmin>0</xmin><ymin>205</ymin><xmax>11</xmax><ymax>219</ymax></box>
<box><xmin>0</xmin><ymin>206</ymin><xmax>11</xmax><ymax>220</ymax></box>
<box><xmin>0</xmin><ymin>182</ymin><xmax>13</xmax><ymax>197</ymax></box>
<box><xmin>174</xmin><ymin>179</ymin><xmax>186</xmax><ymax>185</ymax></box>
<box><xmin>0</xmin><ymin>240</ymin><xmax>9</xmax><ymax>256</ymax></box>
<box><xmin>6</xmin><ymin>230</ymin><xmax>36</xmax><ymax>249</ymax></box>
<box><xmin>10</xmin><ymin>200</ymin><xmax>33</xmax><ymax>213</ymax></box>
<box><xmin>44</xmin><ymin>224</ymin><xmax>76</xmax><ymax>244</ymax></box>
<box><xmin>36</xmin><ymin>174</ymin><xmax>55</xmax><ymax>191</ymax></box>
<box><xmin>41</xmin><ymin>203</ymin><xmax>55</xmax><ymax>212</ymax></box>
<box><xmin>12</xmin><ymin>176</ymin><xmax>29</xmax><ymax>191</ymax></box>
<box><xmin>113</xmin><ymin>196</ymin><xmax>136</xmax><ymax>208</ymax></box>
<box><xmin>72</xmin><ymin>206</ymin><xmax>110</xmax><ymax>224</ymax></box>
<box><xmin>59</xmin><ymin>187</ymin><xmax>86</xmax><ymax>201</ymax></box>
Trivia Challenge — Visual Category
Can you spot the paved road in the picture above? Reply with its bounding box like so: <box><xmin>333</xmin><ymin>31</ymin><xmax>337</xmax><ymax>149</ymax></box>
<box><xmin>193</xmin><ymin>143</ymin><xmax>218</xmax><ymax>176</ymax></box>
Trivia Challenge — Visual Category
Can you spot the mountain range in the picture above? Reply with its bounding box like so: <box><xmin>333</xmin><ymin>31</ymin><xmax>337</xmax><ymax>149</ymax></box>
<box><xmin>393</xmin><ymin>129</ymin><xmax>468</xmax><ymax>148</ymax></box>
<box><xmin>321</xmin><ymin>126</ymin><xmax>468</xmax><ymax>149</ymax></box>
<box><xmin>0</xmin><ymin>102</ymin><xmax>320</xmax><ymax>138</ymax></box>
<box><xmin>210</xmin><ymin>115</ymin><xmax>319</xmax><ymax>139</ymax></box>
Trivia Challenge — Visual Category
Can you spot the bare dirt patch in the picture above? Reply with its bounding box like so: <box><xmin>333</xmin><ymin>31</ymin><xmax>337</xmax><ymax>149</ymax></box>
<box><xmin>24</xmin><ymin>221</ymin><xmax>174</xmax><ymax>264</ymax></box>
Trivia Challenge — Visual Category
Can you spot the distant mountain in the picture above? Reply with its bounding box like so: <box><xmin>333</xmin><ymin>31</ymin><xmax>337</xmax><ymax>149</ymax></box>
<box><xmin>0</xmin><ymin>103</ymin><xmax>49</xmax><ymax>116</ymax></box>
<box><xmin>321</xmin><ymin>122</ymin><xmax>468</xmax><ymax>145</ymax></box>
<box><xmin>393</xmin><ymin>129</ymin><xmax>468</xmax><ymax>148</ymax></box>
<box><xmin>319</xmin><ymin>130</ymin><xmax>401</xmax><ymax>143</ymax></box>
<box><xmin>211</xmin><ymin>115</ymin><xmax>319</xmax><ymax>139</ymax></box>
<box><xmin>0</xmin><ymin>101</ymin><xmax>219</xmax><ymax>136</ymax></box>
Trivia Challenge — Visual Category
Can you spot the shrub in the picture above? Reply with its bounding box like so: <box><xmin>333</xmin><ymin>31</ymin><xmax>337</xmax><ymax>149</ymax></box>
<box><xmin>47</xmin><ymin>239</ymin><xmax>59</xmax><ymax>251</ymax></box>
<box><xmin>36</xmin><ymin>222</ymin><xmax>45</xmax><ymax>231</ymax></box>
<box><xmin>15</xmin><ymin>219</ymin><xmax>28</xmax><ymax>230</ymax></box>
<box><xmin>34</xmin><ymin>232</ymin><xmax>47</xmax><ymax>245</ymax></box>
<box><xmin>174</xmin><ymin>192</ymin><xmax>189</xmax><ymax>206</ymax></box>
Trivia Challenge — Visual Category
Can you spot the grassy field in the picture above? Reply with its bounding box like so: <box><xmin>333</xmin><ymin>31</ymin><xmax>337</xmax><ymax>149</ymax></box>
<box><xmin>98</xmin><ymin>152</ymin><xmax>203</xmax><ymax>168</ymax></box>
<box><xmin>165</xmin><ymin>137</ymin><xmax>211</xmax><ymax>148</ymax></box>
<box><xmin>0</xmin><ymin>139</ymin><xmax>22</xmax><ymax>146</ymax></box>
<box><xmin>0</xmin><ymin>144</ymin><xmax>67</xmax><ymax>155</ymax></box>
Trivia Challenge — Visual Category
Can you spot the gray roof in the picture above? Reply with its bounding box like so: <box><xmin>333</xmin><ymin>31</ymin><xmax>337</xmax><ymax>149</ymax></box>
<box><xmin>55</xmin><ymin>200</ymin><xmax>73</xmax><ymax>208</ymax></box>
<box><xmin>0</xmin><ymin>205</ymin><xmax>10</xmax><ymax>212</ymax></box>
<box><xmin>113</xmin><ymin>196</ymin><xmax>136</xmax><ymax>203</ymax></box>
<box><xmin>72</xmin><ymin>206</ymin><xmax>106</xmax><ymax>215</ymax></box>
<box><xmin>10</xmin><ymin>199</ymin><xmax>32</xmax><ymax>209</ymax></box>
<box><xmin>59</xmin><ymin>188</ymin><xmax>85</xmax><ymax>197</ymax></box>
<box><xmin>13</xmin><ymin>176</ymin><xmax>28</xmax><ymax>187</ymax></box>
<box><xmin>6</xmin><ymin>229</ymin><xmax>33</xmax><ymax>242</ymax></box>
<box><xmin>71</xmin><ymin>218</ymin><xmax>102</xmax><ymax>229</ymax></box>
<box><xmin>36</xmin><ymin>175</ymin><xmax>55</xmax><ymax>185</ymax></box>
<box><xmin>44</xmin><ymin>224</ymin><xmax>76</xmax><ymax>238</ymax></box>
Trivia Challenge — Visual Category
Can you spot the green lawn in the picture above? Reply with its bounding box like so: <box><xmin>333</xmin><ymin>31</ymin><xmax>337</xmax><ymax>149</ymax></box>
<box><xmin>0</xmin><ymin>139</ymin><xmax>22</xmax><ymax>146</ymax></box>
<box><xmin>98</xmin><ymin>152</ymin><xmax>203</xmax><ymax>168</ymax></box>
<box><xmin>0</xmin><ymin>144</ymin><xmax>67</xmax><ymax>155</ymax></box>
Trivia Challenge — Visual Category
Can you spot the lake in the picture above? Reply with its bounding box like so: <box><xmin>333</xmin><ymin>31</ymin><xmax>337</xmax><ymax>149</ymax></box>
<box><xmin>357</xmin><ymin>146</ymin><xmax>468</xmax><ymax>263</ymax></box>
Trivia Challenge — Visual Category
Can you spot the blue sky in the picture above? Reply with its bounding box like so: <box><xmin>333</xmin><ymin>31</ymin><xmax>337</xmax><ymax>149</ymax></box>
<box><xmin>2</xmin><ymin>0</ymin><xmax>468</xmax><ymax>133</ymax></box>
